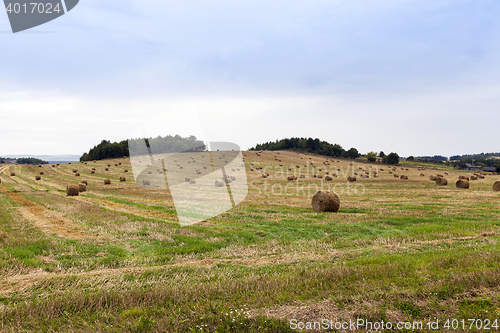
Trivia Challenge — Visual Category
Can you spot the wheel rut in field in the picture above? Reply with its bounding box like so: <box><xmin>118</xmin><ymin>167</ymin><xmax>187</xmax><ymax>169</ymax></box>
<box><xmin>1</xmin><ymin>184</ymin><xmax>93</xmax><ymax>240</ymax></box>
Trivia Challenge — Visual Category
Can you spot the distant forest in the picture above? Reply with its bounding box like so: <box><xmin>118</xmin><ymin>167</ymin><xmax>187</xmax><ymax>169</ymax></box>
<box><xmin>251</xmin><ymin>137</ymin><xmax>348</xmax><ymax>157</ymax></box>
<box><xmin>80</xmin><ymin>135</ymin><xmax>206</xmax><ymax>161</ymax></box>
<box><xmin>0</xmin><ymin>157</ymin><xmax>48</xmax><ymax>165</ymax></box>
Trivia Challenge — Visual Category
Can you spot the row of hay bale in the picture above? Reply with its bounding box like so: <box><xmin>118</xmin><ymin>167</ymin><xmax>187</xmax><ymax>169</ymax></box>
<box><xmin>66</xmin><ymin>177</ymin><xmax>128</xmax><ymax>196</ymax></box>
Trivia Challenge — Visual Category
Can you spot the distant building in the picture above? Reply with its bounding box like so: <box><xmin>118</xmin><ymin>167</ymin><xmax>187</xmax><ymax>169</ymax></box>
<box><xmin>465</xmin><ymin>163</ymin><xmax>496</xmax><ymax>172</ymax></box>
<box><xmin>5</xmin><ymin>159</ymin><xmax>17</xmax><ymax>164</ymax></box>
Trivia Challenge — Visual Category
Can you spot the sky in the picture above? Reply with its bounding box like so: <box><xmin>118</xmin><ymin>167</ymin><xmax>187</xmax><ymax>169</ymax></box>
<box><xmin>1</xmin><ymin>0</ymin><xmax>500</xmax><ymax>157</ymax></box>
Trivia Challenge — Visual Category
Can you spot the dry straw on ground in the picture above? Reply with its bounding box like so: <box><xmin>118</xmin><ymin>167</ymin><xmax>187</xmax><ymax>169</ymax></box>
<box><xmin>66</xmin><ymin>184</ymin><xmax>79</xmax><ymax>196</ymax></box>
<box><xmin>312</xmin><ymin>191</ymin><xmax>340</xmax><ymax>212</ymax></box>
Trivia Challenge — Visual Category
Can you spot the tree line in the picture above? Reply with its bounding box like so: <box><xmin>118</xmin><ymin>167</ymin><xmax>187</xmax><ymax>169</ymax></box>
<box><xmin>0</xmin><ymin>157</ymin><xmax>48</xmax><ymax>165</ymax></box>
<box><xmin>250</xmin><ymin>137</ymin><xmax>400</xmax><ymax>164</ymax></box>
<box><xmin>80</xmin><ymin>135</ymin><xmax>206</xmax><ymax>161</ymax></box>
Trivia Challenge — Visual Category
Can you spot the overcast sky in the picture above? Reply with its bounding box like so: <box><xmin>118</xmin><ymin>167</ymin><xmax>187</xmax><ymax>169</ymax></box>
<box><xmin>1</xmin><ymin>0</ymin><xmax>499</xmax><ymax>157</ymax></box>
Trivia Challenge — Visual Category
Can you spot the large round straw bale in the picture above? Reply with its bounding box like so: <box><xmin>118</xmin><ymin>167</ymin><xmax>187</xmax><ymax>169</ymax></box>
<box><xmin>105</xmin><ymin>168</ymin><xmax>109</xmax><ymax>171</ymax></box>
<box><xmin>142</xmin><ymin>180</ymin><xmax>150</xmax><ymax>186</ymax></box>
<box><xmin>493</xmin><ymin>181</ymin><xmax>500</xmax><ymax>192</ymax></box>
<box><xmin>430</xmin><ymin>175</ymin><xmax>437</xmax><ymax>181</ymax></box>
<box><xmin>66</xmin><ymin>184</ymin><xmax>79</xmax><ymax>196</ymax></box>
<box><xmin>300</xmin><ymin>175</ymin><xmax>305</xmax><ymax>178</ymax></box>
<box><xmin>400</xmin><ymin>175</ymin><xmax>408</xmax><ymax>180</ymax></box>
<box><xmin>436</xmin><ymin>177</ymin><xmax>448</xmax><ymax>186</ymax></box>
<box><xmin>10</xmin><ymin>172</ymin><xmax>15</xmax><ymax>177</ymax></box>
<box><xmin>470</xmin><ymin>175</ymin><xmax>478</xmax><ymax>180</ymax></box>
<box><xmin>420</xmin><ymin>173</ymin><xmax>425</xmax><ymax>176</ymax></box>
<box><xmin>437</xmin><ymin>174</ymin><xmax>444</xmax><ymax>178</ymax></box>
<box><xmin>120</xmin><ymin>177</ymin><xmax>126</xmax><ymax>182</ymax></box>
<box><xmin>478</xmin><ymin>175</ymin><xmax>485</xmax><ymax>179</ymax></box>
<box><xmin>185</xmin><ymin>177</ymin><xmax>191</xmax><ymax>182</ymax></box>
<box><xmin>91</xmin><ymin>171</ymin><xmax>95</xmax><ymax>174</ymax></box>
<box><xmin>124</xmin><ymin>169</ymin><xmax>128</xmax><ymax>173</ymax></box>
<box><xmin>73</xmin><ymin>169</ymin><xmax>77</xmax><ymax>173</ymax></box>
<box><xmin>107</xmin><ymin>164</ymin><xmax>111</xmax><ymax>167</ymax></box>
<box><xmin>35</xmin><ymin>175</ymin><xmax>41</xmax><ymax>181</ymax></box>
<box><xmin>312</xmin><ymin>191</ymin><xmax>340</xmax><ymax>213</ymax></box>
<box><xmin>189</xmin><ymin>179</ymin><xmax>196</xmax><ymax>184</ymax></box>
<box><xmin>104</xmin><ymin>179</ymin><xmax>111</xmax><ymax>185</ymax></box>
<box><xmin>81</xmin><ymin>180</ymin><xmax>88</xmax><ymax>185</ymax></box>
<box><xmin>75</xmin><ymin>172</ymin><xmax>80</xmax><ymax>177</ymax></box>
<box><xmin>68</xmin><ymin>162</ymin><xmax>72</xmax><ymax>165</ymax></box>
<box><xmin>347</xmin><ymin>176</ymin><xmax>356</xmax><ymax>182</ymax></box>
<box><xmin>40</xmin><ymin>171</ymin><xmax>44</xmax><ymax>175</ymax></box>
<box><xmin>456</xmin><ymin>179</ymin><xmax>469</xmax><ymax>189</ymax></box>
<box><xmin>287</xmin><ymin>176</ymin><xmax>294</xmax><ymax>181</ymax></box>
<box><xmin>78</xmin><ymin>183</ymin><xmax>87</xmax><ymax>192</ymax></box>
<box><xmin>215</xmin><ymin>180</ymin><xmax>225</xmax><ymax>187</ymax></box>
<box><xmin>118</xmin><ymin>163</ymin><xmax>122</xmax><ymax>165</ymax></box>
<box><xmin>325</xmin><ymin>175</ymin><xmax>333</xmax><ymax>181</ymax></box>
<box><xmin>459</xmin><ymin>176</ymin><xmax>470</xmax><ymax>181</ymax></box>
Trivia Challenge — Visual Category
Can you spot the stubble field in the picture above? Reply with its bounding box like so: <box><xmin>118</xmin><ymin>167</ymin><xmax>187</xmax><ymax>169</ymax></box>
<box><xmin>0</xmin><ymin>150</ymin><xmax>499</xmax><ymax>332</ymax></box>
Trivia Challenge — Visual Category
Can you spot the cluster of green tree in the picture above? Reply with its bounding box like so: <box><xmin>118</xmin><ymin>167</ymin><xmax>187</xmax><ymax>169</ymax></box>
<box><xmin>17</xmin><ymin>157</ymin><xmax>48</xmax><ymax>165</ymax></box>
<box><xmin>80</xmin><ymin>135</ymin><xmax>206</xmax><ymax>161</ymax></box>
<box><xmin>0</xmin><ymin>157</ymin><xmax>48</xmax><ymax>164</ymax></box>
<box><xmin>450</xmin><ymin>152</ymin><xmax>500</xmax><ymax>161</ymax></box>
<box><xmin>250</xmin><ymin>138</ymin><xmax>400</xmax><ymax>164</ymax></box>
<box><xmin>250</xmin><ymin>137</ymin><xmax>351</xmax><ymax>158</ymax></box>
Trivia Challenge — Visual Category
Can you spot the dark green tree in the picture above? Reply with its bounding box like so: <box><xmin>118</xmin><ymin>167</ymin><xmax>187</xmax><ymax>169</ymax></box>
<box><xmin>383</xmin><ymin>152</ymin><xmax>400</xmax><ymax>165</ymax></box>
<box><xmin>379</xmin><ymin>151</ymin><xmax>385</xmax><ymax>158</ymax></box>
<box><xmin>406</xmin><ymin>156</ymin><xmax>415</xmax><ymax>161</ymax></box>
<box><xmin>342</xmin><ymin>148</ymin><xmax>360</xmax><ymax>159</ymax></box>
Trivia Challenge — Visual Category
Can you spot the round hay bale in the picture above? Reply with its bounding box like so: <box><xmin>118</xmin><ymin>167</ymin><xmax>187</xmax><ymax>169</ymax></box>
<box><xmin>459</xmin><ymin>176</ymin><xmax>470</xmax><ymax>181</ymax></box>
<box><xmin>104</xmin><ymin>179</ymin><xmax>111</xmax><ymax>185</ymax></box>
<box><xmin>262</xmin><ymin>174</ymin><xmax>267</xmax><ymax>178</ymax></box>
<box><xmin>75</xmin><ymin>173</ymin><xmax>80</xmax><ymax>177</ymax></box>
<box><xmin>287</xmin><ymin>176</ymin><xmax>294</xmax><ymax>181</ymax></box>
<box><xmin>311</xmin><ymin>191</ymin><xmax>340</xmax><ymax>213</ymax></box>
<box><xmin>66</xmin><ymin>184</ymin><xmax>79</xmax><ymax>196</ymax></box>
<box><xmin>430</xmin><ymin>175</ymin><xmax>437</xmax><ymax>181</ymax></box>
<box><xmin>347</xmin><ymin>176</ymin><xmax>356</xmax><ymax>182</ymax></box>
<box><xmin>124</xmin><ymin>169</ymin><xmax>128</xmax><ymax>173</ymax></box>
<box><xmin>40</xmin><ymin>171</ymin><xmax>44</xmax><ymax>175</ymax></box>
<box><xmin>215</xmin><ymin>180</ymin><xmax>225</xmax><ymax>187</ymax></box>
<box><xmin>400</xmin><ymin>175</ymin><xmax>408</xmax><ymax>180</ymax></box>
<box><xmin>325</xmin><ymin>175</ymin><xmax>333</xmax><ymax>181</ymax></box>
<box><xmin>52</xmin><ymin>164</ymin><xmax>55</xmax><ymax>167</ymax></box>
<box><xmin>420</xmin><ymin>173</ymin><xmax>425</xmax><ymax>176</ymax></box>
<box><xmin>105</xmin><ymin>168</ymin><xmax>109</xmax><ymax>171</ymax></box>
<box><xmin>478</xmin><ymin>175</ymin><xmax>485</xmax><ymax>179</ymax></box>
<box><xmin>470</xmin><ymin>175</ymin><xmax>478</xmax><ymax>180</ymax></box>
<box><xmin>142</xmin><ymin>180</ymin><xmax>150</xmax><ymax>186</ymax></box>
<box><xmin>317</xmin><ymin>174</ymin><xmax>323</xmax><ymax>179</ymax></box>
<box><xmin>120</xmin><ymin>177</ymin><xmax>126</xmax><ymax>182</ymax></box>
<box><xmin>73</xmin><ymin>169</ymin><xmax>77</xmax><ymax>173</ymax></box>
<box><xmin>437</xmin><ymin>174</ymin><xmax>444</xmax><ymax>178</ymax></box>
<box><xmin>119</xmin><ymin>163</ymin><xmax>122</xmax><ymax>165</ymax></box>
<box><xmin>493</xmin><ymin>181</ymin><xmax>500</xmax><ymax>192</ymax></box>
<box><xmin>456</xmin><ymin>179</ymin><xmax>469</xmax><ymax>189</ymax></box>
<box><xmin>78</xmin><ymin>183</ymin><xmax>87</xmax><ymax>192</ymax></box>
<box><xmin>81</xmin><ymin>180</ymin><xmax>88</xmax><ymax>185</ymax></box>
<box><xmin>91</xmin><ymin>171</ymin><xmax>95</xmax><ymax>174</ymax></box>
<box><xmin>10</xmin><ymin>172</ymin><xmax>15</xmax><ymax>177</ymax></box>
<box><xmin>436</xmin><ymin>177</ymin><xmax>448</xmax><ymax>186</ymax></box>
<box><xmin>185</xmin><ymin>177</ymin><xmax>191</xmax><ymax>182</ymax></box>
<box><xmin>68</xmin><ymin>162</ymin><xmax>72</xmax><ymax>165</ymax></box>
<box><xmin>300</xmin><ymin>175</ymin><xmax>305</xmax><ymax>178</ymax></box>
<box><xmin>56</xmin><ymin>163</ymin><xmax>60</xmax><ymax>166</ymax></box>
<box><xmin>35</xmin><ymin>175</ymin><xmax>41</xmax><ymax>181</ymax></box>
<box><xmin>189</xmin><ymin>180</ymin><xmax>196</xmax><ymax>184</ymax></box>
<box><xmin>92</xmin><ymin>168</ymin><xmax>96</xmax><ymax>171</ymax></box>
<box><xmin>107</xmin><ymin>164</ymin><xmax>111</xmax><ymax>167</ymax></box>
